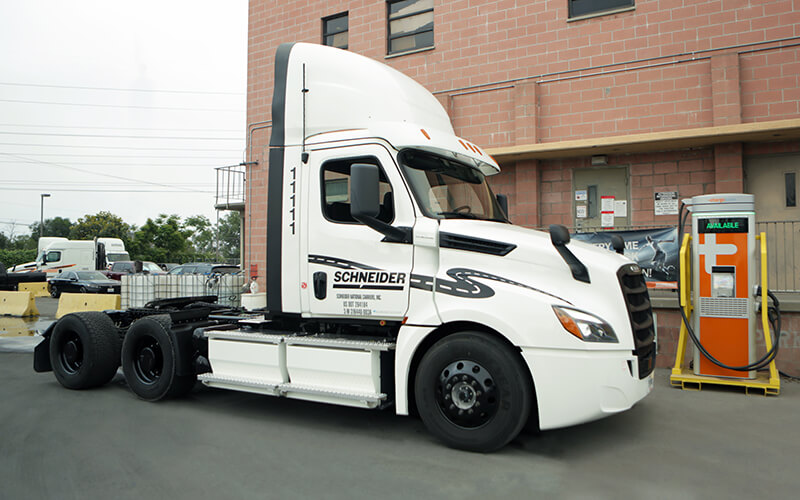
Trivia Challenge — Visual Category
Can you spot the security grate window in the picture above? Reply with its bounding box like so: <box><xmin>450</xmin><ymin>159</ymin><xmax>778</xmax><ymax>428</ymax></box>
<box><xmin>322</xmin><ymin>12</ymin><xmax>348</xmax><ymax>50</ymax></box>
<box><xmin>569</xmin><ymin>0</ymin><xmax>634</xmax><ymax>19</ymax></box>
<box><xmin>387</xmin><ymin>0</ymin><xmax>433</xmax><ymax>55</ymax></box>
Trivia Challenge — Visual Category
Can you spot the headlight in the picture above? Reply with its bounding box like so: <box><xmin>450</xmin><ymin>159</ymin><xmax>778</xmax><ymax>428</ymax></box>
<box><xmin>552</xmin><ymin>306</ymin><xmax>618</xmax><ymax>343</ymax></box>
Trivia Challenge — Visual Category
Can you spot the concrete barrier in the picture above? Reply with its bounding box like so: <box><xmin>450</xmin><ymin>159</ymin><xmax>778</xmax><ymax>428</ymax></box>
<box><xmin>18</xmin><ymin>282</ymin><xmax>49</xmax><ymax>298</ymax></box>
<box><xmin>55</xmin><ymin>294</ymin><xmax>121</xmax><ymax>319</ymax></box>
<box><xmin>0</xmin><ymin>291</ymin><xmax>39</xmax><ymax>317</ymax></box>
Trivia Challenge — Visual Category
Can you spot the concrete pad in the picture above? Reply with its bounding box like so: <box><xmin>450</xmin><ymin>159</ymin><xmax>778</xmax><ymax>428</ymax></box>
<box><xmin>18</xmin><ymin>282</ymin><xmax>49</xmax><ymax>298</ymax></box>
<box><xmin>0</xmin><ymin>291</ymin><xmax>39</xmax><ymax>317</ymax></box>
<box><xmin>55</xmin><ymin>293</ymin><xmax>120</xmax><ymax>319</ymax></box>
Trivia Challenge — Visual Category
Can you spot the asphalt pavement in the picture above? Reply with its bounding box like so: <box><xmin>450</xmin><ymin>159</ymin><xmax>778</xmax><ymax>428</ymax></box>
<box><xmin>2</xmin><ymin>299</ymin><xmax>800</xmax><ymax>499</ymax></box>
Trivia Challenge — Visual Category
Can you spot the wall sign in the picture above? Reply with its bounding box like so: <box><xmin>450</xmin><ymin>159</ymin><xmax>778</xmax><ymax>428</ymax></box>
<box><xmin>654</xmin><ymin>191</ymin><xmax>679</xmax><ymax>216</ymax></box>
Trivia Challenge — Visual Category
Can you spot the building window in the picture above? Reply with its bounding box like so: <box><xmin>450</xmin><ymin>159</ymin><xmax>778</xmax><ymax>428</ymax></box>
<box><xmin>786</xmin><ymin>172</ymin><xmax>796</xmax><ymax>207</ymax></box>
<box><xmin>387</xmin><ymin>0</ymin><xmax>433</xmax><ymax>55</ymax></box>
<box><xmin>568</xmin><ymin>0</ymin><xmax>634</xmax><ymax>19</ymax></box>
<box><xmin>322</xmin><ymin>12</ymin><xmax>348</xmax><ymax>49</ymax></box>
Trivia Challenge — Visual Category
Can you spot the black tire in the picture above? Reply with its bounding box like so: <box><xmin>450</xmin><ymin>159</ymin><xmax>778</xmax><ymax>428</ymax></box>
<box><xmin>121</xmin><ymin>315</ymin><xmax>196</xmax><ymax>401</ymax></box>
<box><xmin>414</xmin><ymin>331</ymin><xmax>532</xmax><ymax>452</ymax></box>
<box><xmin>79</xmin><ymin>286</ymin><xmax>88</xmax><ymax>293</ymax></box>
<box><xmin>49</xmin><ymin>312</ymin><xmax>120</xmax><ymax>390</ymax></box>
<box><xmin>50</xmin><ymin>284</ymin><xmax>60</xmax><ymax>298</ymax></box>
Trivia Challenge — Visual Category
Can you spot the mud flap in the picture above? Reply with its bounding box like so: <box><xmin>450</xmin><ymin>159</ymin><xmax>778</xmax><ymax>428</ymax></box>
<box><xmin>33</xmin><ymin>323</ymin><xmax>56</xmax><ymax>372</ymax></box>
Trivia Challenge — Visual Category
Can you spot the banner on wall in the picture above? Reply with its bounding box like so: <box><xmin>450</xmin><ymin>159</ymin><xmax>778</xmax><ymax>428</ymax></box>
<box><xmin>571</xmin><ymin>227</ymin><xmax>679</xmax><ymax>289</ymax></box>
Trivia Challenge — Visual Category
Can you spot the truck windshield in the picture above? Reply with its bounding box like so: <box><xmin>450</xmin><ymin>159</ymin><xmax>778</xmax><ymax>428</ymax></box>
<box><xmin>398</xmin><ymin>149</ymin><xmax>508</xmax><ymax>222</ymax></box>
<box><xmin>107</xmin><ymin>252</ymin><xmax>130</xmax><ymax>262</ymax></box>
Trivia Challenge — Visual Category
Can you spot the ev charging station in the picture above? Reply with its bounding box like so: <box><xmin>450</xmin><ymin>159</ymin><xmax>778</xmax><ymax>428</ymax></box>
<box><xmin>689</xmin><ymin>194</ymin><xmax>757</xmax><ymax>379</ymax></box>
<box><xmin>671</xmin><ymin>193</ymin><xmax>781</xmax><ymax>394</ymax></box>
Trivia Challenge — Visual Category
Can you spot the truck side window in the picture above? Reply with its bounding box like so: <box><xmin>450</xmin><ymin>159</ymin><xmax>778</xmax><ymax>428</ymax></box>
<box><xmin>46</xmin><ymin>251</ymin><xmax>61</xmax><ymax>263</ymax></box>
<box><xmin>321</xmin><ymin>157</ymin><xmax>394</xmax><ymax>224</ymax></box>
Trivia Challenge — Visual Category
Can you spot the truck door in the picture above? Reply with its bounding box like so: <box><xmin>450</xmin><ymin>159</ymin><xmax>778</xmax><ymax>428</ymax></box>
<box><xmin>304</xmin><ymin>144</ymin><xmax>414</xmax><ymax>320</ymax></box>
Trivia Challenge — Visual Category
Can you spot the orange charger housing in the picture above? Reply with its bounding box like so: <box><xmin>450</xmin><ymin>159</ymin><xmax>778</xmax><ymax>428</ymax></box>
<box><xmin>689</xmin><ymin>194</ymin><xmax>756</xmax><ymax>379</ymax></box>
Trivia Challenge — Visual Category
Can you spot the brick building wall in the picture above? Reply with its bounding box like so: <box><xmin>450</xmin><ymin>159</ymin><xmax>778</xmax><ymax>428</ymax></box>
<box><xmin>246</xmin><ymin>0</ymin><xmax>800</xmax><ymax>374</ymax></box>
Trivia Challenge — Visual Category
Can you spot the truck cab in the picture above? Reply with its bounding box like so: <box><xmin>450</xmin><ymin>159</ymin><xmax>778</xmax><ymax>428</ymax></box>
<box><xmin>36</xmin><ymin>43</ymin><xmax>654</xmax><ymax>452</ymax></box>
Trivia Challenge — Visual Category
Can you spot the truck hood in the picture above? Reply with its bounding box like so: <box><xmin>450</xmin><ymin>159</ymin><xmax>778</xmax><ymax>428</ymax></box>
<box><xmin>438</xmin><ymin>220</ymin><xmax>631</xmax><ymax>288</ymax></box>
<box><xmin>434</xmin><ymin>219</ymin><xmax>637</xmax><ymax>348</ymax></box>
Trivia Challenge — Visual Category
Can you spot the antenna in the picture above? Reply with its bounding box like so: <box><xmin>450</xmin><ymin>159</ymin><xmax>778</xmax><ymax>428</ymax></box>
<box><xmin>301</xmin><ymin>63</ymin><xmax>309</xmax><ymax>164</ymax></box>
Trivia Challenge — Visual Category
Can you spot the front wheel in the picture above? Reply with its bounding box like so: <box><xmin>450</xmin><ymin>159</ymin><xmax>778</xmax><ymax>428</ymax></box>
<box><xmin>50</xmin><ymin>284</ymin><xmax>60</xmax><ymax>298</ymax></box>
<box><xmin>414</xmin><ymin>331</ymin><xmax>532</xmax><ymax>452</ymax></box>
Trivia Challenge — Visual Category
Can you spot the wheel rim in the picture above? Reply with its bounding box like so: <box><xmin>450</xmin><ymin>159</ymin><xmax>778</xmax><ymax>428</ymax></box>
<box><xmin>50</xmin><ymin>286</ymin><xmax>58</xmax><ymax>298</ymax></box>
<box><xmin>132</xmin><ymin>336</ymin><xmax>163</xmax><ymax>385</ymax></box>
<box><xmin>436</xmin><ymin>360</ymin><xmax>498</xmax><ymax>428</ymax></box>
<box><xmin>59</xmin><ymin>332</ymin><xmax>83</xmax><ymax>374</ymax></box>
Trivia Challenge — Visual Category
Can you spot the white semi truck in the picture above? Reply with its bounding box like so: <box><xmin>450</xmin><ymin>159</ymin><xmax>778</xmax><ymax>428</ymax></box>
<box><xmin>34</xmin><ymin>43</ymin><xmax>655</xmax><ymax>451</ymax></box>
<box><xmin>11</xmin><ymin>237</ymin><xmax>129</xmax><ymax>273</ymax></box>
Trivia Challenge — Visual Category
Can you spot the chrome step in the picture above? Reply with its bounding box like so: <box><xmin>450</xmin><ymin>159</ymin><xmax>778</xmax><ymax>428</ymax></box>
<box><xmin>198</xmin><ymin>374</ymin><xmax>386</xmax><ymax>407</ymax></box>
<box><xmin>278</xmin><ymin>383</ymin><xmax>386</xmax><ymax>404</ymax></box>
<box><xmin>197</xmin><ymin>373</ymin><xmax>279</xmax><ymax>395</ymax></box>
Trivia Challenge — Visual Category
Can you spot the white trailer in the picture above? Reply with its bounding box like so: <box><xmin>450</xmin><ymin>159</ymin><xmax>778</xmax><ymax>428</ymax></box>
<box><xmin>35</xmin><ymin>43</ymin><xmax>654</xmax><ymax>452</ymax></box>
<box><xmin>12</xmin><ymin>237</ymin><xmax>129</xmax><ymax>273</ymax></box>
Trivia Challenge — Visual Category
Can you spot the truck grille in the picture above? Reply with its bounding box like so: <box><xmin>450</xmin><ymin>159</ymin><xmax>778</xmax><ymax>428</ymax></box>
<box><xmin>617</xmin><ymin>264</ymin><xmax>656</xmax><ymax>379</ymax></box>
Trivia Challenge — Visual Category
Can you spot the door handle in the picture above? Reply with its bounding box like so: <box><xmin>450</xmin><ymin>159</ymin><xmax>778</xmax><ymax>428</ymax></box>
<box><xmin>313</xmin><ymin>271</ymin><xmax>327</xmax><ymax>300</ymax></box>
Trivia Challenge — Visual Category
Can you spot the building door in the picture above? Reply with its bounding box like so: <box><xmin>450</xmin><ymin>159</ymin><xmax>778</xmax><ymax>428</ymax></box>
<box><xmin>572</xmin><ymin>167</ymin><xmax>629</xmax><ymax>231</ymax></box>
<box><xmin>745</xmin><ymin>153</ymin><xmax>800</xmax><ymax>291</ymax></box>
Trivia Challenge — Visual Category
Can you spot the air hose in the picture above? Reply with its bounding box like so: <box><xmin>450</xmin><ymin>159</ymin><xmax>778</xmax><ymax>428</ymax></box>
<box><xmin>677</xmin><ymin>202</ymin><xmax>782</xmax><ymax>372</ymax></box>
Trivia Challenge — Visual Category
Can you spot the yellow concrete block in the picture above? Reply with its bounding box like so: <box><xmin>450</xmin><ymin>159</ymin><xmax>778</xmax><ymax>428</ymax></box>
<box><xmin>0</xmin><ymin>291</ymin><xmax>39</xmax><ymax>317</ymax></box>
<box><xmin>56</xmin><ymin>293</ymin><xmax>121</xmax><ymax>319</ymax></box>
<box><xmin>18</xmin><ymin>282</ymin><xmax>49</xmax><ymax>298</ymax></box>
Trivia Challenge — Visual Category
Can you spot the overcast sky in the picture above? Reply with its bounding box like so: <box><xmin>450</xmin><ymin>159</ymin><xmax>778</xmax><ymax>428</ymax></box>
<box><xmin>0</xmin><ymin>0</ymin><xmax>248</xmax><ymax>237</ymax></box>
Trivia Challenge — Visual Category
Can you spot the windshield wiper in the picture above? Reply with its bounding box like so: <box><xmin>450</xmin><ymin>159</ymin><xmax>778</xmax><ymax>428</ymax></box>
<box><xmin>436</xmin><ymin>211</ymin><xmax>480</xmax><ymax>219</ymax></box>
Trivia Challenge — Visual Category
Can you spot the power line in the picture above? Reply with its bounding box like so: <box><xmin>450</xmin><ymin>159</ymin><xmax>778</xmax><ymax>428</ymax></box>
<box><xmin>0</xmin><ymin>152</ymin><xmax>238</xmax><ymax>159</ymax></box>
<box><xmin>0</xmin><ymin>123</ymin><xmax>241</xmax><ymax>132</ymax></box>
<box><xmin>0</xmin><ymin>187</ymin><xmax>214</xmax><ymax>193</ymax></box>
<box><xmin>0</xmin><ymin>81</ymin><xmax>243</xmax><ymax>96</ymax></box>
<box><xmin>0</xmin><ymin>142</ymin><xmax>241</xmax><ymax>152</ymax></box>
<box><xmin>0</xmin><ymin>131</ymin><xmax>242</xmax><ymax>141</ymax></box>
<box><xmin>0</xmin><ymin>153</ymin><xmax>209</xmax><ymax>193</ymax></box>
<box><xmin>0</xmin><ymin>98</ymin><xmax>243</xmax><ymax>112</ymax></box>
<box><xmin>0</xmin><ymin>160</ymin><xmax>224</xmax><ymax>168</ymax></box>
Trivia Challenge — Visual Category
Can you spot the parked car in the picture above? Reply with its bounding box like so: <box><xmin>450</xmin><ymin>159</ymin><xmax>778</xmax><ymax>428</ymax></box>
<box><xmin>104</xmin><ymin>260</ymin><xmax>165</xmax><ymax>280</ymax></box>
<box><xmin>158</xmin><ymin>263</ymin><xmax>179</xmax><ymax>272</ymax></box>
<box><xmin>49</xmin><ymin>271</ymin><xmax>121</xmax><ymax>298</ymax></box>
<box><xmin>166</xmin><ymin>263</ymin><xmax>240</xmax><ymax>275</ymax></box>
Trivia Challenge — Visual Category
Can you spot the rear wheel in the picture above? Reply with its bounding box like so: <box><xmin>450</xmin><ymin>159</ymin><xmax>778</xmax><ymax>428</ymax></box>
<box><xmin>50</xmin><ymin>284</ymin><xmax>60</xmax><ymax>298</ymax></box>
<box><xmin>121</xmin><ymin>315</ymin><xmax>195</xmax><ymax>401</ymax></box>
<box><xmin>79</xmin><ymin>286</ymin><xmax>88</xmax><ymax>293</ymax></box>
<box><xmin>414</xmin><ymin>331</ymin><xmax>532</xmax><ymax>452</ymax></box>
<box><xmin>49</xmin><ymin>312</ymin><xmax>120</xmax><ymax>389</ymax></box>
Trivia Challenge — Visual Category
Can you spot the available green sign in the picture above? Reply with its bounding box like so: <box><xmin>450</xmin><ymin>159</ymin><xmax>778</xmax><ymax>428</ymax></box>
<box><xmin>698</xmin><ymin>217</ymin><xmax>749</xmax><ymax>234</ymax></box>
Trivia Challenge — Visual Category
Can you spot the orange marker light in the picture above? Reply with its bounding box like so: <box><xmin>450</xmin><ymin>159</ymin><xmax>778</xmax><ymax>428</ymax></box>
<box><xmin>420</xmin><ymin>128</ymin><xmax>430</xmax><ymax>140</ymax></box>
<box><xmin>554</xmin><ymin>307</ymin><xmax>583</xmax><ymax>340</ymax></box>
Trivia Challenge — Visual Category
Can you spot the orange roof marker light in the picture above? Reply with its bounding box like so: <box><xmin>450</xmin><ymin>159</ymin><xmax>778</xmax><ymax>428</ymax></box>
<box><xmin>420</xmin><ymin>128</ymin><xmax>431</xmax><ymax>140</ymax></box>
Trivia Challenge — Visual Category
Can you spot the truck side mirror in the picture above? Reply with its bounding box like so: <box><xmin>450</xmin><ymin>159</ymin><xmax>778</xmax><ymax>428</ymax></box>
<box><xmin>496</xmin><ymin>194</ymin><xmax>509</xmax><ymax>220</ymax></box>
<box><xmin>351</xmin><ymin>163</ymin><xmax>380</xmax><ymax>219</ymax></box>
<box><xmin>350</xmin><ymin>163</ymin><xmax>411</xmax><ymax>243</ymax></box>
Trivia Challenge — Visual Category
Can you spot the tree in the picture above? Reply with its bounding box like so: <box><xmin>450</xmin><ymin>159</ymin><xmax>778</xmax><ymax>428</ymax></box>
<box><xmin>29</xmin><ymin>217</ymin><xmax>73</xmax><ymax>245</ymax></box>
<box><xmin>129</xmin><ymin>214</ymin><xmax>190</xmax><ymax>263</ymax></box>
<box><xmin>183</xmin><ymin>214</ymin><xmax>215</xmax><ymax>260</ymax></box>
<box><xmin>216</xmin><ymin>211</ymin><xmax>241</xmax><ymax>263</ymax></box>
<box><xmin>69</xmin><ymin>212</ymin><xmax>132</xmax><ymax>246</ymax></box>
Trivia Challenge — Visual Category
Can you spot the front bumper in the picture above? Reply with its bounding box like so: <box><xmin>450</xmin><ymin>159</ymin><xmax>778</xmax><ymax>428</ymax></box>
<box><xmin>521</xmin><ymin>347</ymin><xmax>654</xmax><ymax>431</ymax></box>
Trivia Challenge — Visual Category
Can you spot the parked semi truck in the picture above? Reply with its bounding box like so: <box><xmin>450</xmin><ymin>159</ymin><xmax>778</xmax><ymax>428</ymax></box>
<box><xmin>34</xmin><ymin>43</ymin><xmax>655</xmax><ymax>451</ymax></box>
<box><xmin>11</xmin><ymin>237</ymin><xmax>129</xmax><ymax>273</ymax></box>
